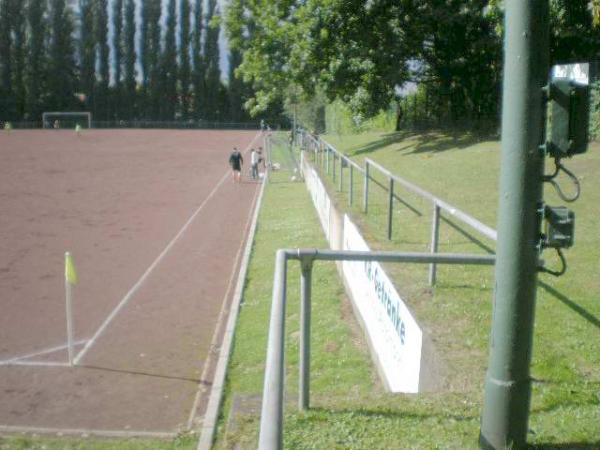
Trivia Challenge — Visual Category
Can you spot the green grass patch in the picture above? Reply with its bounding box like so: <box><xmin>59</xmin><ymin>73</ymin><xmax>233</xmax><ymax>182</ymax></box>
<box><xmin>216</xmin><ymin>131</ymin><xmax>598</xmax><ymax>449</ymax></box>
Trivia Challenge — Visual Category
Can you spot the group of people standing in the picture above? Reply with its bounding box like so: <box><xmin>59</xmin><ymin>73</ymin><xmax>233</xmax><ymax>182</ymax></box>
<box><xmin>228</xmin><ymin>146</ymin><xmax>265</xmax><ymax>183</ymax></box>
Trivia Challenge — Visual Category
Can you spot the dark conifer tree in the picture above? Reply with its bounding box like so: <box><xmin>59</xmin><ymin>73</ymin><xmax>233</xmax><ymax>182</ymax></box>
<box><xmin>123</xmin><ymin>0</ymin><xmax>136</xmax><ymax>119</ymax></box>
<box><xmin>179</xmin><ymin>0</ymin><xmax>191</xmax><ymax>120</ymax></box>
<box><xmin>79</xmin><ymin>0</ymin><xmax>95</xmax><ymax>114</ymax></box>
<box><xmin>192</xmin><ymin>0</ymin><xmax>205</xmax><ymax>119</ymax></box>
<box><xmin>10</xmin><ymin>0</ymin><xmax>26</xmax><ymax>119</ymax></box>
<box><xmin>204</xmin><ymin>0</ymin><xmax>222</xmax><ymax>120</ymax></box>
<box><xmin>95</xmin><ymin>0</ymin><xmax>109</xmax><ymax>120</ymax></box>
<box><xmin>146</xmin><ymin>0</ymin><xmax>162</xmax><ymax>119</ymax></box>
<box><xmin>47</xmin><ymin>0</ymin><xmax>77</xmax><ymax>111</ymax></box>
<box><xmin>163</xmin><ymin>0</ymin><xmax>178</xmax><ymax>120</ymax></box>
<box><xmin>112</xmin><ymin>0</ymin><xmax>123</xmax><ymax>117</ymax></box>
<box><xmin>26</xmin><ymin>0</ymin><xmax>47</xmax><ymax>121</ymax></box>
<box><xmin>0</xmin><ymin>0</ymin><xmax>15</xmax><ymax>120</ymax></box>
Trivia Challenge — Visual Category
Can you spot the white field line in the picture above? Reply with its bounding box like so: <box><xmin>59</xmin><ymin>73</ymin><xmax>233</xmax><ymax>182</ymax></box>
<box><xmin>186</xmin><ymin>170</ymin><xmax>262</xmax><ymax>430</ymax></box>
<box><xmin>0</xmin><ymin>339</ymin><xmax>88</xmax><ymax>366</ymax></box>
<box><xmin>0</xmin><ymin>361</ymin><xmax>71</xmax><ymax>367</ymax></box>
<box><xmin>0</xmin><ymin>424</ymin><xmax>176</xmax><ymax>439</ymax></box>
<box><xmin>73</xmin><ymin>131</ymin><xmax>263</xmax><ymax>366</ymax></box>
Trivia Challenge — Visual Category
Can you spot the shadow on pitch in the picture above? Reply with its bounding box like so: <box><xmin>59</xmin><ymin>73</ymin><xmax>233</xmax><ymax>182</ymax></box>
<box><xmin>80</xmin><ymin>364</ymin><xmax>208</xmax><ymax>385</ymax></box>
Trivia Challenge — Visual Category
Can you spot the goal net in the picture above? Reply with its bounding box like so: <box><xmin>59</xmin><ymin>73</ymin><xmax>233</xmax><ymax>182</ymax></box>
<box><xmin>42</xmin><ymin>112</ymin><xmax>92</xmax><ymax>129</ymax></box>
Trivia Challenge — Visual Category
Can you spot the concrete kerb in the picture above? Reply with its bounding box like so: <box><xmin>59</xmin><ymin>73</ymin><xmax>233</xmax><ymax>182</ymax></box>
<box><xmin>196</xmin><ymin>151</ymin><xmax>269</xmax><ymax>450</ymax></box>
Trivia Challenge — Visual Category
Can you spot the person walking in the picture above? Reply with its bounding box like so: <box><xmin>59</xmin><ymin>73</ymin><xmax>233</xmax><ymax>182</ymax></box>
<box><xmin>229</xmin><ymin>147</ymin><xmax>244</xmax><ymax>183</ymax></box>
<box><xmin>250</xmin><ymin>148</ymin><xmax>259</xmax><ymax>180</ymax></box>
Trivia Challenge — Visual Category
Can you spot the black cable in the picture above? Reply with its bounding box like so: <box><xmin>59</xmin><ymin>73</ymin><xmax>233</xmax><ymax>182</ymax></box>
<box><xmin>539</xmin><ymin>248</ymin><xmax>567</xmax><ymax>277</ymax></box>
<box><xmin>543</xmin><ymin>157</ymin><xmax>581</xmax><ymax>202</ymax></box>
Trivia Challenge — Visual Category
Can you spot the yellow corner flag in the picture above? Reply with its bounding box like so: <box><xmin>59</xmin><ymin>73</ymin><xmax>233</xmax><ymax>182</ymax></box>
<box><xmin>65</xmin><ymin>252</ymin><xmax>78</xmax><ymax>285</ymax></box>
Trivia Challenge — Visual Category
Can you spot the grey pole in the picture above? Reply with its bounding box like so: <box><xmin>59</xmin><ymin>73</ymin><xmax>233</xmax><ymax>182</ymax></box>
<box><xmin>429</xmin><ymin>204</ymin><xmax>441</xmax><ymax>286</ymax></box>
<box><xmin>363</xmin><ymin>161</ymin><xmax>370</xmax><ymax>214</ymax></box>
<box><xmin>387</xmin><ymin>178</ymin><xmax>394</xmax><ymax>240</ymax></box>
<box><xmin>480</xmin><ymin>1</ymin><xmax>548</xmax><ymax>448</ymax></box>
<box><xmin>299</xmin><ymin>257</ymin><xmax>313</xmax><ymax>410</ymax></box>
<box><xmin>332</xmin><ymin>153</ymin><xmax>336</xmax><ymax>183</ymax></box>
<box><xmin>339</xmin><ymin>156</ymin><xmax>343</xmax><ymax>192</ymax></box>
<box><xmin>258</xmin><ymin>250</ymin><xmax>288</xmax><ymax>450</ymax></box>
<box><xmin>349</xmin><ymin>165</ymin><xmax>354</xmax><ymax>206</ymax></box>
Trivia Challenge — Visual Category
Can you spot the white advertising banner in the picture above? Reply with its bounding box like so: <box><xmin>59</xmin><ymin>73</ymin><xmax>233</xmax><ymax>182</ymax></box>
<box><xmin>305</xmin><ymin>165</ymin><xmax>331</xmax><ymax>241</ymax></box>
<box><xmin>342</xmin><ymin>215</ymin><xmax>422</xmax><ymax>393</ymax></box>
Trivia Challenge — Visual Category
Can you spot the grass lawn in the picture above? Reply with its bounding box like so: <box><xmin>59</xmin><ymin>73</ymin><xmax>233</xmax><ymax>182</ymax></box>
<box><xmin>215</xmin><ymin>131</ymin><xmax>599</xmax><ymax>449</ymax></box>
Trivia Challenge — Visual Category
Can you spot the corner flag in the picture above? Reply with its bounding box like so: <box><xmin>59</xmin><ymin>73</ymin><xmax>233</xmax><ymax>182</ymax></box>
<box><xmin>65</xmin><ymin>252</ymin><xmax>78</xmax><ymax>285</ymax></box>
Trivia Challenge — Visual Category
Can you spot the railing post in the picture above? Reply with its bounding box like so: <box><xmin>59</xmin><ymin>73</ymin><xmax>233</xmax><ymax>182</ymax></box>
<box><xmin>299</xmin><ymin>257</ymin><xmax>313</xmax><ymax>411</ymax></box>
<box><xmin>258</xmin><ymin>250</ymin><xmax>288</xmax><ymax>450</ymax></box>
<box><xmin>387</xmin><ymin>178</ymin><xmax>394</xmax><ymax>240</ymax></box>
<box><xmin>349</xmin><ymin>165</ymin><xmax>354</xmax><ymax>206</ymax></box>
<box><xmin>339</xmin><ymin>156</ymin><xmax>343</xmax><ymax>192</ymax></box>
<box><xmin>326</xmin><ymin>146</ymin><xmax>330</xmax><ymax>174</ymax></box>
<box><xmin>429</xmin><ymin>203</ymin><xmax>441</xmax><ymax>285</ymax></box>
<box><xmin>332</xmin><ymin>152</ymin><xmax>336</xmax><ymax>182</ymax></box>
<box><xmin>363</xmin><ymin>161</ymin><xmax>370</xmax><ymax>214</ymax></box>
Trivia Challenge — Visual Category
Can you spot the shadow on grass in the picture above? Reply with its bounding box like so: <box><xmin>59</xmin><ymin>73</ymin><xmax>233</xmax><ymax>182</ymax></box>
<box><xmin>349</xmin><ymin>131</ymin><xmax>412</xmax><ymax>156</ymax></box>
<box><xmin>538</xmin><ymin>281</ymin><xmax>600</xmax><ymax>330</ymax></box>
<box><xmin>405</xmin><ymin>132</ymin><xmax>483</xmax><ymax>155</ymax></box>
<box><xmin>441</xmin><ymin>217</ymin><xmax>495</xmax><ymax>255</ymax></box>
<box><xmin>304</xmin><ymin>405</ymin><xmax>476</xmax><ymax>423</ymax></box>
<box><xmin>529</xmin><ymin>443</ymin><xmax>600</xmax><ymax>450</ymax></box>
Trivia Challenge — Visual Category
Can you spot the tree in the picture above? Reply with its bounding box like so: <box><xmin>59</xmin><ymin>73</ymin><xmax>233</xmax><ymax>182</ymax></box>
<box><xmin>95</xmin><ymin>0</ymin><xmax>109</xmax><ymax>120</ymax></box>
<box><xmin>179</xmin><ymin>0</ymin><xmax>192</xmax><ymax>119</ymax></box>
<box><xmin>192</xmin><ymin>0</ymin><xmax>205</xmax><ymax>119</ymax></box>
<box><xmin>26</xmin><ymin>0</ymin><xmax>47</xmax><ymax>121</ymax></box>
<box><xmin>10</xmin><ymin>0</ymin><xmax>26</xmax><ymax>119</ymax></box>
<box><xmin>123</xmin><ymin>0</ymin><xmax>136</xmax><ymax>119</ymax></box>
<box><xmin>112</xmin><ymin>0</ymin><xmax>124</xmax><ymax>117</ymax></box>
<box><xmin>79</xmin><ymin>0</ymin><xmax>95</xmax><ymax>114</ymax></box>
<box><xmin>204</xmin><ymin>0</ymin><xmax>223</xmax><ymax>120</ymax></box>
<box><xmin>0</xmin><ymin>0</ymin><xmax>15</xmax><ymax>120</ymax></box>
<box><xmin>163</xmin><ymin>0</ymin><xmax>178</xmax><ymax>120</ymax></box>
<box><xmin>146</xmin><ymin>0</ymin><xmax>162</xmax><ymax>119</ymax></box>
<box><xmin>46</xmin><ymin>0</ymin><xmax>77</xmax><ymax>111</ymax></box>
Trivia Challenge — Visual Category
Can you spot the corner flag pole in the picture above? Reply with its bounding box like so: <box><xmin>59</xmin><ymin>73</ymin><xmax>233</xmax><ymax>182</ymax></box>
<box><xmin>65</xmin><ymin>252</ymin><xmax>78</xmax><ymax>366</ymax></box>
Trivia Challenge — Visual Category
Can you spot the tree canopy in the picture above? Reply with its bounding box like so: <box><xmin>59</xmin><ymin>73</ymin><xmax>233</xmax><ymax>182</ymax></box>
<box><xmin>225</xmin><ymin>0</ymin><xmax>599</xmax><ymax>126</ymax></box>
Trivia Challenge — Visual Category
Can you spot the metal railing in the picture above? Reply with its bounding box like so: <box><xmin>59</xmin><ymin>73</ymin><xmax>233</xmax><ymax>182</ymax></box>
<box><xmin>298</xmin><ymin>130</ymin><xmax>497</xmax><ymax>286</ymax></box>
<box><xmin>258</xmin><ymin>248</ymin><xmax>496</xmax><ymax>450</ymax></box>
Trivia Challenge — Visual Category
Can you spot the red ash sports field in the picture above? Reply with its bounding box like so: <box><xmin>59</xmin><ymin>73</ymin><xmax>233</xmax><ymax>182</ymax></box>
<box><xmin>0</xmin><ymin>129</ymin><xmax>262</xmax><ymax>435</ymax></box>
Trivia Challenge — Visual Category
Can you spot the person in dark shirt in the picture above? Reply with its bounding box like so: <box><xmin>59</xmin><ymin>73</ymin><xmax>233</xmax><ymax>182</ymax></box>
<box><xmin>229</xmin><ymin>147</ymin><xmax>244</xmax><ymax>183</ymax></box>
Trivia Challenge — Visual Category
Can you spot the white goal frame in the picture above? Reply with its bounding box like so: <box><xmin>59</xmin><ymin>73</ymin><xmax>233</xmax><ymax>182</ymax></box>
<box><xmin>42</xmin><ymin>111</ymin><xmax>92</xmax><ymax>129</ymax></box>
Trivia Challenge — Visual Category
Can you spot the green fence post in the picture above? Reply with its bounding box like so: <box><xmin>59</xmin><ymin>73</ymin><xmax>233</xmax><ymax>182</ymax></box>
<box><xmin>387</xmin><ymin>178</ymin><xmax>394</xmax><ymax>240</ymax></box>
<box><xmin>349</xmin><ymin>165</ymin><xmax>354</xmax><ymax>206</ymax></box>
<box><xmin>479</xmin><ymin>0</ymin><xmax>549</xmax><ymax>448</ymax></box>
<box><xmin>363</xmin><ymin>161</ymin><xmax>369</xmax><ymax>214</ymax></box>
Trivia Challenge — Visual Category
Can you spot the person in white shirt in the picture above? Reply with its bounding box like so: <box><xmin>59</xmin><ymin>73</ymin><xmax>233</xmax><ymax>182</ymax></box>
<box><xmin>250</xmin><ymin>148</ymin><xmax>259</xmax><ymax>180</ymax></box>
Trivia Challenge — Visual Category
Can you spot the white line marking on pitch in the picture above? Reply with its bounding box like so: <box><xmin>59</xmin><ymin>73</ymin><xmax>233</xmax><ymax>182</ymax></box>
<box><xmin>0</xmin><ymin>339</ymin><xmax>88</xmax><ymax>366</ymax></box>
<box><xmin>0</xmin><ymin>361</ymin><xmax>71</xmax><ymax>367</ymax></box>
<box><xmin>186</xmin><ymin>167</ymin><xmax>262</xmax><ymax>430</ymax></box>
<box><xmin>74</xmin><ymin>131</ymin><xmax>263</xmax><ymax>366</ymax></box>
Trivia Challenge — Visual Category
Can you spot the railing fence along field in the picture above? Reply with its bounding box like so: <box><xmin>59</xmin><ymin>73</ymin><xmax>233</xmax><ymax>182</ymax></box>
<box><xmin>298</xmin><ymin>130</ymin><xmax>497</xmax><ymax>285</ymax></box>
<box><xmin>256</xmin><ymin>133</ymin><xmax>503</xmax><ymax>449</ymax></box>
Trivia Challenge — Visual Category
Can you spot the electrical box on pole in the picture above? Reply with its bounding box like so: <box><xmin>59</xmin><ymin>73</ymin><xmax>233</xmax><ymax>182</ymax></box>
<box><xmin>547</xmin><ymin>63</ymin><xmax>591</xmax><ymax>157</ymax></box>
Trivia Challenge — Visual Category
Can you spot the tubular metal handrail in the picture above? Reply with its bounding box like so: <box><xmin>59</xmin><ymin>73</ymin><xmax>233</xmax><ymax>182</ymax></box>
<box><xmin>365</xmin><ymin>158</ymin><xmax>497</xmax><ymax>241</ymax></box>
<box><xmin>297</xmin><ymin>130</ymin><xmax>497</xmax><ymax>285</ymax></box>
<box><xmin>258</xmin><ymin>248</ymin><xmax>496</xmax><ymax>450</ymax></box>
